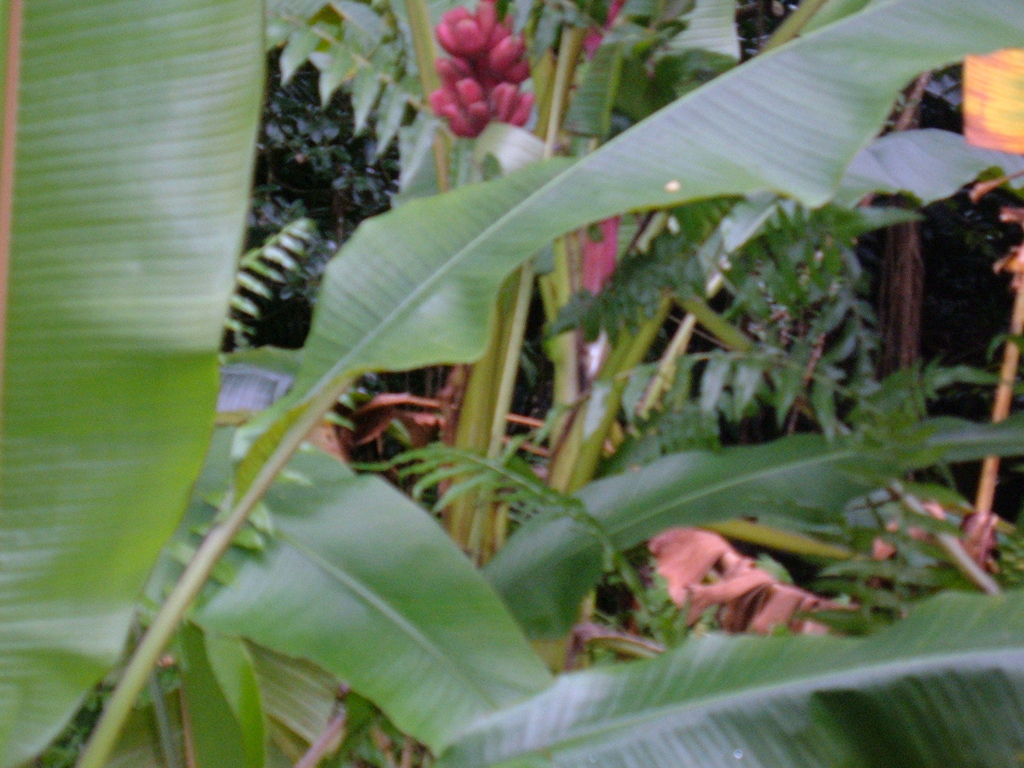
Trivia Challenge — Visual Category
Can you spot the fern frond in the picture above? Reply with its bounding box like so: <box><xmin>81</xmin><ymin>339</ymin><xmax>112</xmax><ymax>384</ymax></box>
<box><xmin>388</xmin><ymin>444</ymin><xmax>578</xmax><ymax>522</ymax></box>
<box><xmin>225</xmin><ymin>218</ymin><xmax>317</xmax><ymax>348</ymax></box>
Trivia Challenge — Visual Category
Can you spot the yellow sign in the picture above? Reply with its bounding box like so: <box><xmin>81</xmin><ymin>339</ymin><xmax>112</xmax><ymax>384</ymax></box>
<box><xmin>965</xmin><ymin>49</ymin><xmax>1024</xmax><ymax>154</ymax></box>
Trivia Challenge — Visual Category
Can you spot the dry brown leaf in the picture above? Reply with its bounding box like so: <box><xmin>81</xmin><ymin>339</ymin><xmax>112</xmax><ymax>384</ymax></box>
<box><xmin>650</xmin><ymin>527</ymin><xmax>844</xmax><ymax>635</ymax></box>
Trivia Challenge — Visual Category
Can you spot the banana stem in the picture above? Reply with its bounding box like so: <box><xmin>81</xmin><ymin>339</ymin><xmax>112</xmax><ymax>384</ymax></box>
<box><xmin>403</xmin><ymin>0</ymin><xmax>449</xmax><ymax>190</ymax></box>
<box><xmin>677</xmin><ymin>294</ymin><xmax>752</xmax><ymax>352</ymax></box>
<box><xmin>543</xmin><ymin>27</ymin><xmax>585</xmax><ymax>157</ymax></box>
<box><xmin>487</xmin><ymin>262</ymin><xmax>535</xmax><ymax>459</ymax></box>
<box><xmin>761</xmin><ymin>0</ymin><xmax>832</xmax><ymax>51</ymax></box>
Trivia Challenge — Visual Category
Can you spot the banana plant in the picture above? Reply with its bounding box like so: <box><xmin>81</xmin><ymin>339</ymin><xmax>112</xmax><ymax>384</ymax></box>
<box><xmin>6</xmin><ymin>0</ymin><xmax>1024</xmax><ymax>766</ymax></box>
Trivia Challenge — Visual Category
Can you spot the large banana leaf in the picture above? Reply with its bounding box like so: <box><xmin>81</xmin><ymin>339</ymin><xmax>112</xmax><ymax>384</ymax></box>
<box><xmin>0</xmin><ymin>1</ymin><xmax>262</xmax><ymax>763</ymax></box>
<box><xmin>284</xmin><ymin>0</ymin><xmax>1024</xmax><ymax>411</ymax></box>
<box><xmin>196</xmin><ymin>445</ymin><xmax>551</xmax><ymax>752</ymax></box>
<box><xmin>487</xmin><ymin>435</ymin><xmax>875</xmax><ymax>638</ymax></box>
<box><xmin>487</xmin><ymin>416</ymin><xmax>1024</xmax><ymax>638</ymax></box>
<box><xmin>836</xmin><ymin>128</ymin><xmax>1024</xmax><ymax>206</ymax></box>
<box><xmin>436</xmin><ymin>590</ymin><xmax>1024</xmax><ymax>768</ymax></box>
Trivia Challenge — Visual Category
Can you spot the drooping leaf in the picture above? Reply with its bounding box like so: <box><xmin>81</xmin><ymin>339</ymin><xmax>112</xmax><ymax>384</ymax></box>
<box><xmin>249</xmin><ymin>643</ymin><xmax>343</xmax><ymax>749</ymax></box>
<box><xmin>196</xmin><ymin>446</ymin><xmax>551</xmax><ymax>752</ymax></box>
<box><xmin>106</xmin><ymin>696</ymin><xmax>184</xmax><ymax>768</ymax></box>
<box><xmin>0</xmin><ymin>1</ymin><xmax>262</xmax><ymax>763</ymax></box>
<box><xmin>281</xmin><ymin>26</ymin><xmax>322</xmax><ymax>83</ymax></box>
<box><xmin>266</xmin><ymin>0</ymin><xmax>331</xmax><ymax>23</ymax></box>
<box><xmin>334</xmin><ymin>0</ymin><xmax>387</xmax><ymax>47</ymax></box>
<box><xmin>180</xmin><ymin>623</ymin><xmax>255</xmax><ymax>768</ymax></box>
<box><xmin>437</xmin><ymin>591</ymin><xmax>1024</xmax><ymax>768</ymax></box>
<box><xmin>351</xmin><ymin>66</ymin><xmax>383</xmax><ymax>135</ymax></box>
<box><xmin>204</xmin><ymin>631</ymin><xmax>266</xmax><ymax>768</ymax></box>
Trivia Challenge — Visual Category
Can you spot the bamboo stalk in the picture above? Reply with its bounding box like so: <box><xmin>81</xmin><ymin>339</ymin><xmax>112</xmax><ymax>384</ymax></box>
<box><xmin>970</xmin><ymin>238</ymin><xmax>1024</xmax><ymax>555</ymax></box>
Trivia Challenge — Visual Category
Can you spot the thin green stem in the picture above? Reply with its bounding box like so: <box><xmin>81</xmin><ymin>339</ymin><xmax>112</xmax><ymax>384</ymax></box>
<box><xmin>403</xmin><ymin>0</ymin><xmax>449</xmax><ymax>190</ymax></box>
<box><xmin>637</xmin><ymin>275</ymin><xmax>724</xmax><ymax>418</ymax></box>
<box><xmin>636</xmin><ymin>313</ymin><xmax>696</xmax><ymax>419</ymax></box>
<box><xmin>891</xmin><ymin>483</ymin><xmax>1001</xmax><ymax>596</ymax></box>
<box><xmin>705</xmin><ymin>520</ymin><xmax>852</xmax><ymax>560</ymax></box>
<box><xmin>563</xmin><ymin>297</ymin><xmax>672</xmax><ymax>492</ymax></box>
<box><xmin>678</xmin><ymin>294</ymin><xmax>752</xmax><ymax>352</ymax></box>
<box><xmin>148</xmin><ymin>674</ymin><xmax>183</xmax><ymax>768</ymax></box>
<box><xmin>76</xmin><ymin>380</ymin><xmax>352</xmax><ymax>768</ymax></box>
<box><xmin>761</xmin><ymin>0</ymin><xmax>831</xmax><ymax>51</ymax></box>
<box><xmin>487</xmin><ymin>262</ymin><xmax>535</xmax><ymax>459</ymax></box>
<box><xmin>543</xmin><ymin>27</ymin><xmax>585</xmax><ymax>158</ymax></box>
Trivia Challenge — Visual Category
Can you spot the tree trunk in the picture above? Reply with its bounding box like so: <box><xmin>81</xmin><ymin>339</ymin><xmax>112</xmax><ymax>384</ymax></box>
<box><xmin>878</xmin><ymin>219</ymin><xmax>923</xmax><ymax>376</ymax></box>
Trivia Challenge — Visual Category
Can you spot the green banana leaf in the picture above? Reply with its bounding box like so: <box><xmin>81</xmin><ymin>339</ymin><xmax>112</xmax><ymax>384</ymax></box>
<box><xmin>663</xmin><ymin>0</ymin><xmax>740</xmax><ymax>59</ymax></box>
<box><xmin>435</xmin><ymin>590</ymin><xmax>1024</xmax><ymax>768</ymax></box>
<box><xmin>248</xmin><ymin>643</ymin><xmax>344</xmax><ymax>756</ymax></box>
<box><xmin>180</xmin><ymin>623</ymin><xmax>258</xmax><ymax>768</ymax></box>
<box><xmin>196</xmin><ymin>446</ymin><xmax>551</xmax><ymax>752</ymax></box>
<box><xmin>836</xmin><ymin>128</ymin><xmax>1024</xmax><ymax>206</ymax></box>
<box><xmin>106</xmin><ymin>695</ymin><xmax>183</xmax><ymax>768</ymax></box>
<box><xmin>486</xmin><ymin>434</ymin><xmax>876</xmax><ymax>638</ymax></box>
<box><xmin>0</xmin><ymin>1</ymin><xmax>262</xmax><ymax>763</ymax></box>
<box><xmin>281</xmin><ymin>0</ymin><xmax>1024</xmax><ymax>432</ymax></box>
<box><xmin>487</xmin><ymin>415</ymin><xmax>1024</xmax><ymax>638</ymax></box>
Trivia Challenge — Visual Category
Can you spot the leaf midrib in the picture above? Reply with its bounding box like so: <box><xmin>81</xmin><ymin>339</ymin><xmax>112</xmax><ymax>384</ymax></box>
<box><xmin>593</xmin><ymin>444</ymin><xmax>861</xmax><ymax>543</ymax></box>
<box><xmin>277</xmin><ymin>528</ymin><xmax>508</xmax><ymax>711</ymax></box>
<box><xmin>476</xmin><ymin>647</ymin><xmax>1023</xmax><ymax>761</ymax></box>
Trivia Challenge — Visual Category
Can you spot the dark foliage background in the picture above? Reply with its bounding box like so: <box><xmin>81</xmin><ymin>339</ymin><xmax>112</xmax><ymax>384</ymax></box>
<box><xmin>229</xmin><ymin>53</ymin><xmax>400</xmax><ymax>350</ymax></box>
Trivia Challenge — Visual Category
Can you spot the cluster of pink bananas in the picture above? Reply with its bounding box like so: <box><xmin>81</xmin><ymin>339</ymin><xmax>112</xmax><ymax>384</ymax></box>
<box><xmin>429</xmin><ymin>0</ymin><xmax>534</xmax><ymax>137</ymax></box>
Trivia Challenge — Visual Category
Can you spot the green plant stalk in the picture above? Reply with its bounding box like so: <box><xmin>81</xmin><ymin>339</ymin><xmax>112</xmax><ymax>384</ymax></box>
<box><xmin>539</xmin><ymin>27</ymin><xmax>587</xmax><ymax>436</ymax></box>
<box><xmin>705</xmin><ymin>520</ymin><xmax>852</xmax><ymax>560</ymax></box>
<box><xmin>543</xmin><ymin>26</ymin><xmax>585</xmax><ymax>156</ymax></box>
<box><xmin>677</xmin><ymin>294</ymin><xmax>752</xmax><ymax>352</ymax></box>
<box><xmin>76</xmin><ymin>379</ymin><xmax>353</xmax><ymax>768</ymax></box>
<box><xmin>452</xmin><ymin>24</ymin><xmax>586</xmax><ymax>551</ymax></box>
<box><xmin>448</xmin><ymin>296</ymin><xmax>509</xmax><ymax>550</ymax></box>
<box><xmin>403</xmin><ymin>0</ymin><xmax>450</xmax><ymax>190</ymax></box>
<box><xmin>542</xmin><ymin>236</ymin><xmax>581</xmax><ymax>446</ymax></box>
<box><xmin>549</xmin><ymin>296</ymin><xmax>670</xmax><ymax>492</ymax></box>
<box><xmin>636</xmin><ymin>275</ymin><xmax>724</xmax><ymax>418</ymax></box>
<box><xmin>487</xmin><ymin>262</ymin><xmax>536</xmax><ymax>460</ymax></box>
<box><xmin>531</xmin><ymin>50</ymin><xmax>557</xmax><ymax>142</ymax></box>
<box><xmin>637</xmin><ymin>313</ymin><xmax>696</xmax><ymax>419</ymax></box>
<box><xmin>761</xmin><ymin>0</ymin><xmax>832</xmax><ymax>52</ymax></box>
<box><xmin>148</xmin><ymin>674</ymin><xmax>184</xmax><ymax>768</ymax></box>
<box><xmin>562</xmin><ymin>297</ymin><xmax>672</xmax><ymax>492</ymax></box>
